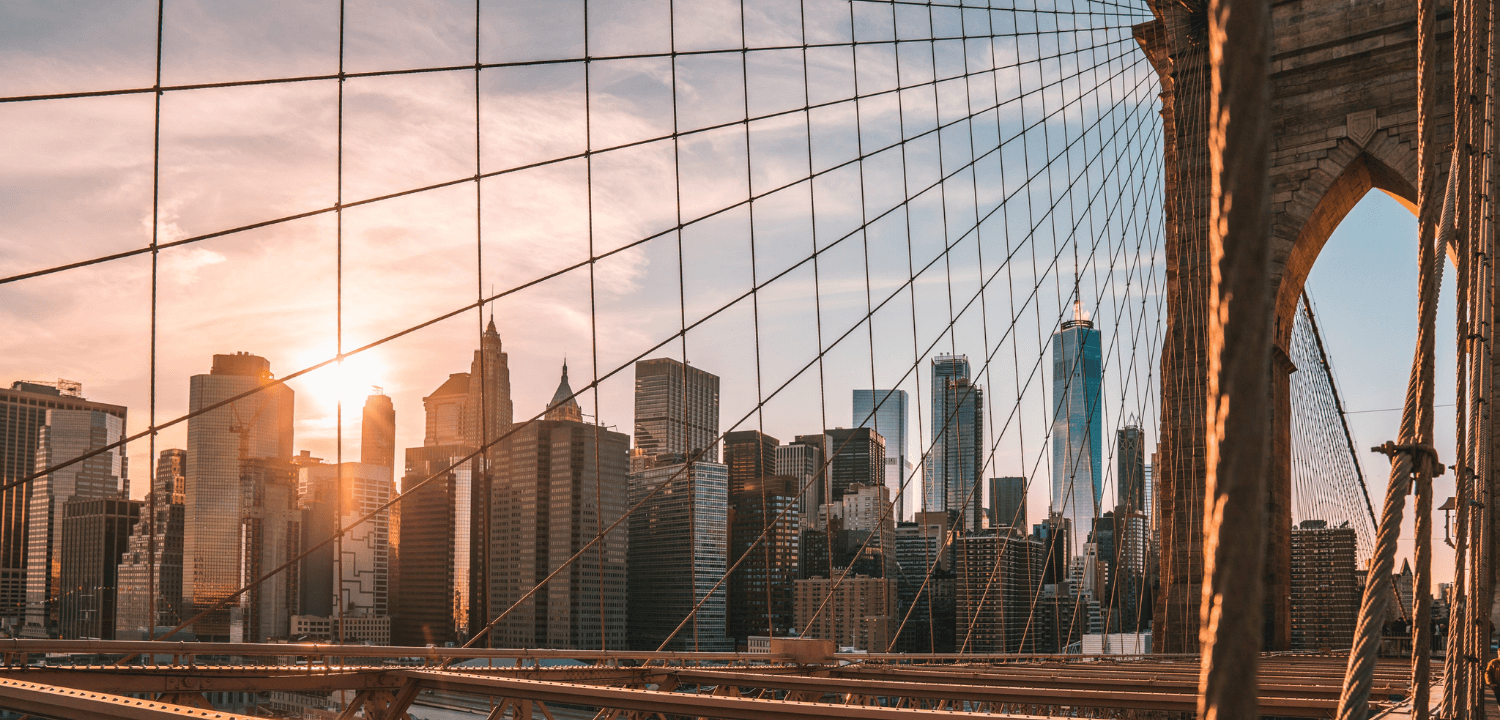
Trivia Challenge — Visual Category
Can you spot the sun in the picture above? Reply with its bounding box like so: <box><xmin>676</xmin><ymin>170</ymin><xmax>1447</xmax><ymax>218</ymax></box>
<box><xmin>301</xmin><ymin>352</ymin><xmax>388</xmax><ymax>412</ymax></box>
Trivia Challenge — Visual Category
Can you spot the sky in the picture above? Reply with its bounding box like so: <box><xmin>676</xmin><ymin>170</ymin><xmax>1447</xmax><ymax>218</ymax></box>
<box><xmin>1</xmin><ymin>0</ymin><xmax>1451</xmax><ymax>591</ymax></box>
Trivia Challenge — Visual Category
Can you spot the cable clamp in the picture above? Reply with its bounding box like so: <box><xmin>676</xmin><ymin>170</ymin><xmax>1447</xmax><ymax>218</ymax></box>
<box><xmin>1370</xmin><ymin>441</ymin><xmax>1445</xmax><ymax>476</ymax></box>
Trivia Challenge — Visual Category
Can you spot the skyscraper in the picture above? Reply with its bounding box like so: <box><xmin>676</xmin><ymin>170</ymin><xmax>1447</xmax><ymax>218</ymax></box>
<box><xmin>1116</xmin><ymin>425</ymin><xmax>1146</xmax><ymax>513</ymax></box>
<box><xmin>726</xmin><ymin>474</ymin><xmax>800</xmax><ymax>643</ymax></box>
<box><xmin>233</xmin><ymin>457</ymin><xmax>300</xmax><ymax>643</ymax></box>
<box><xmin>18</xmin><ymin>382</ymin><xmax>128</xmax><ymax>638</ymax></box>
<box><xmin>58</xmin><ymin>497</ymin><xmax>140</xmax><ymax>639</ymax></box>
<box><xmin>115</xmin><ymin>449</ymin><xmax>187</xmax><ymax>640</ymax></box>
<box><xmin>1290</xmin><ymin>520</ymin><xmax>1358</xmax><ymax>650</ymax></box>
<box><xmin>724</xmin><ymin>430</ymin><xmax>779</xmax><ymax>497</ymax></box>
<box><xmin>183</xmin><ymin>353</ymin><xmax>295</xmax><ymax>641</ymax></box>
<box><xmin>1051</xmin><ymin>307</ymin><xmax>1102</xmax><ymax>555</ymax></box>
<box><xmin>852</xmin><ymin>389</ymin><xmax>910</xmax><ymax>520</ymax></box>
<box><xmin>824</xmin><ymin>427</ymin><xmax>885</xmax><ymax>504</ymax></box>
<box><xmin>776</xmin><ymin>435</ymin><xmax>825</xmax><ymax>529</ymax></box>
<box><xmin>465</xmin><ymin>317</ymin><xmax>515</xmax><ymax>454</ymax></box>
<box><xmin>392</xmin><ymin>445</ymin><xmax>468</xmax><ymax>646</ymax></box>
<box><xmin>955</xmin><ymin>531</ymin><xmax>1044</xmax><ymax>652</ymax></box>
<box><xmin>926</xmin><ymin>356</ymin><xmax>984</xmax><ymax>530</ymax></box>
<box><xmin>360</xmin><ymin>391</ymin><xmax>396</xmax><ymax>472</ymax></box>
<box><xmin>485</xmin><ymin>392</ymin><xmax>630</xmax><ymax>650</ymax></box>
<box><xmin>628</xmin><ymin>458</ymin><xmax>732</xmax><ymax>651</ymax></box>
<box><xmin>988</xmin><ymin>476</ymin><xmax>1027</xmax><ymax>532</ymax></box>
<box><xmin>633</xmin><ymin>358</ymin><xmax>720</xmax><ymax>464</ymax></box>
<box><xmin>295</xmin><ymin>458</ymin><xmax>395</xmax><ymax>636</ymax></box>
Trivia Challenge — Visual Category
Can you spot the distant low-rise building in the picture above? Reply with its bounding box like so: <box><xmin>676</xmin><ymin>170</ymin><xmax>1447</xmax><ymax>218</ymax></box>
<box><xmin>794</xmin><ymin>575</ymin><xmax>897</xmax><ymax>652</ymax></box>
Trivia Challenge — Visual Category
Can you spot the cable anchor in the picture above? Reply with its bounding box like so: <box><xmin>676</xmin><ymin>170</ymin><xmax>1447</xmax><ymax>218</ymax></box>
<box><xmin>1370</xmin><ymin>441</ymin><xmax>1445</xmax><ymax>476</ymax></box>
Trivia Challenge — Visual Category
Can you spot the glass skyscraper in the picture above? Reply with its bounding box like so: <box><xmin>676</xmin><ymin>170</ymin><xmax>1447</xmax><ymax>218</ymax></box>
<box><xmin>1051</xmin><ymin>309</ymin><xmax>1103</xmax><ymax>557</ymax></box>
<box><xmin>633</xmin><ymin>358</ymin><xmax>721</xmax><ymax>464</ymax></box>
<box><xmin>852</xmin><ymin>389</ymin><xmax>909</xmax><ymax>521</ymax></box>
<box><xmin>925</xmin><ymin>355</ymin><xmax>984</xmax><ymax>530</ymax></box>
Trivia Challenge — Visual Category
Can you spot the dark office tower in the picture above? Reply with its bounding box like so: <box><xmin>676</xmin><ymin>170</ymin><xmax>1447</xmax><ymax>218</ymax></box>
<box><xmin>926</xmin><ymin>355</ymin><xmax>984</xmax><ymax>530</ymax></box>
<box><xmin>1052</xmin><ymin>306</ymin><xmax>1103</xmax><ymax>556</ymax></box>
<box><xmin>10</xmin><ymin>381</ymin><xmax>129</xmax><ymax>640</ymax></box>
<box><xmin>1116</xmin><ymin>425</ymin><xmax>1146</xmax><ymax>513</ymax></box>
<box><xmin>115</xmin><ymin>449</ymin><xmax>188</xmax><ymax>639</ymax></box>
<box><xmin>893</xmin><ymin>511</ymin><xmax>957</xmax><ymax>652</ymax></box>
<box><xmin>58</xmin><ymin>497</ymin><xmax>140</xmax><ymax>639</ymax></box>
<box><xmin>183</xmin><ymin>353</ymin><xmax>294</xmax><ymax>642</ymax></box>
<box><xmin>633</xmin><ymin>358</ymin><xmax>720</xmax><ymax>463</ymax></box>
<box><xmin>824</xmin><ymin>427</ymin><xmax>885</xmax><ymax>503</ymax></box>
<box><xmin>1290</xmin><ymin>520</ymin><xmax>1359</xmax><ymax>650</ymax></box>
<box><xmin>724</xmin><ymin>430</ymin><xmax>779</xmax><ymax>496</ymax></box>
<box><xmin>955</xmin><ymin>531</ymin><xmax>1044</xmax><ymax>652</ymax></box>
<box><xmin>1032</xmin><ymin>512</ymin><xmax>1073</xmax><ymax>587</ymax></box>
<box><xmin>777</xmin><ymin>435</ymin><xmax>826</xmax><ymax>528</ymax></box>
<box><xmin>486</xmin><ymin>411</ymin><xmax>630</xmax><ymax>650</ymax></box>
<box><xmin>726</xmin><ymin>475</ymin><xmax>800</xmax><ymax>644</ymax></box>
<box><xmin>988</xmin><ymin>477</ymin><xmax>1027</xmax><ymax>532</ymax></box>
<box><xmin>627</xmin><ymin>458</ymin><xmax>733</xmax><ymax>651</ymax></box>
<box><xmin>423</xmin><ymin>374</ymin><xmax>471</xmax><ymax>447</ymax></box>
<box><xmin>392</xmin><ymin>446</ymin><xmax>466</xmax><ymax>646</ymax></box>
<box><xmin>361</xmin><ymin>391</ymin><xmax>396</xmax><ymax>472</ymax></box>
<box><xmin>465</xmin><ymin>317</ymin><xmax>515</xmax><ymax>454</ymax></box>
<box><xmin>235</xmin><ymin>458</ymin><xmax>301</xmax><ymax>643</ymax></box>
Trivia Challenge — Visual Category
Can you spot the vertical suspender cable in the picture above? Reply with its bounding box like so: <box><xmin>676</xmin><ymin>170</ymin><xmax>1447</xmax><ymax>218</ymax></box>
<box><xmin>1197</xmin><ymin>0</ymin><xmax>1272</xmax><ymax>715</ymax></box>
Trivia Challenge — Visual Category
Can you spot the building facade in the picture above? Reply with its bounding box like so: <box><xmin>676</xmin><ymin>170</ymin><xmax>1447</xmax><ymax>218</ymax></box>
<box><xmin>824</xmin><ymin>427</ymin><xmax>885</xmax><ymax>506</ymax></box>
<box><xmin>392</xmin><ymin>445</ymin><xmax>468</xmax><ymax>646</ymax></box>
<box><xmin>633</xmin><ymin>358</ymin><xmax>720</xmax><ymax>464</ymax></box>
<box><xmin>955</xmin><ymin>531</ymin><xmax>1043</xmax><ymax>652</ymax></box>
<box><xmin>360</xmin><ymin>392</ymin><xmax>396</xmax><ymax>471</ymax></box>
<box><xmin>1116</xmin><ymin>425</ymin><xmax>1146</xmax><ymax>513</ymax></box>
<box><xmin>183</xmin><ymin>353</ymin><xmax>295</xmax><ymax>641</ymax></box>
<box><xmin>927</xmin><ymin>356</ymin><xmax>984</xmax><ymax>530</ymax></box>
<box><xmin>988</xmin><ymin>476</ymin><xmax>1027</xmax><ymax>532</ymax></box>
<box><xmin>852</xmin><ymin>389</ymin><xmax>909</xmax><ymax>521</ymax></box>
<box><xmin>776</xmin><ymin>435</ymin><xmax>825</xmax><ymax>530</ymax></box>
<box><xmin>18</xmin><ymin>383</ymin><xmax>128</xmax><ymax>639</ymax></box>
<box><xmin>893</xmin><ymin>511</ymin><xmax>957</xmax><ymax>652</ymax></box>
<box><xmin>115</xmin><ymin>449</ymin><xmax>187</xmax><ymax>639</ymax></box>
<box><xmin>727</xmin><ymin>475</ymin><xmax>800</xmax><ymax>644</ymax></box>
<box><xmin>724</xmin><ymin>430</ymin><xmax>779</xmax><ymax>497</ymax></box>
<box><xmin>793</xmin><ymin>575</ymin><xmax>897</xmax><ymax>651</ymax></box>
<box><xmin>486</xmin><ymin>417</ymin><xmax>630</xmax><ymax>650</ymax></box>
<box><xmin>58</xmin><ymin>497</ymin><xmax>140</xmax><ymax>639</ymax></box>
<box><xmin>1051</xmin><ymin>311</ymin><xmax>1103</xmax><ymax>555</ymax></box>
<box><xmin>233</xmin><ymin>458</ymin><xmax>301</xmax><ymax>643</ymax></box>
<box><xmin>626</xmin><ymin>458</ymin><xmax>732</xmax><ymax>651</ymax></box>
<box><xmin>1290</xmin><ymin>520</ymin><xmax>1358</xmax><ymax>650</ymax></box>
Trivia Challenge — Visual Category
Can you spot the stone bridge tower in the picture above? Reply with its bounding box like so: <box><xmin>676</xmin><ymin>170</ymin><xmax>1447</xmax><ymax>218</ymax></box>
<box><xmin>1136</xmin><ymin>0</ymin><xmax>1450</xmax><ymax>653</ymax></box>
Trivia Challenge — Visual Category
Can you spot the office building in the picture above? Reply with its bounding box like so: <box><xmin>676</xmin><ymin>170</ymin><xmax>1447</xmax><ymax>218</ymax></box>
<box><xmin>115</xmin><ymin>449</ymin><xmax>188</xmax><ymax>639</ymax></box>
<box><xmin>955</xmin><ymin>531</ymin><xmax>1043</xmax><ymax>652</ymax></box>
<box><xmin>1051</xmin><ymin>306</ymin><xmax>1103</xmax><ymax>554</ymax></box>
<box><xmin>423</xmin><ymin>374</ymin><xmax>471</xmax><ymax>447</ymax></box>
<box><xmin>824</xmin><ymin>427</ymin><xmax>885</xmax><ymax>504</ymax></box>
<box><xmin>776</xmin><ymin>435</ymin><xmax>825</xmax><ymax>529</ymax></box>
<box><xmin>17</xmin><ymin>381</ymin><xmax>128</xmax><ymax>639</ymax></box>
<box><xmin>1033</xmin><ymin>512</ymin><xmax>1073</xmax><ymax>588</ymax></box>
<box><xmin>627</xmin><ymin>458</ymin><xmax>733</xmax><ymax>651</ymax></box>
<box><xmin>296</xmin><ymin>458</ymin><xmax>395</xmax><ymax>634</ymax></box>
<box><xmin>633</xmin><ymin>358</ymin><xmax>720</xmax><ymax>463</ymax></box>
<box><xmin>794</xmin><ymin>575</ymin><xmax>897</xmax><ymax>651</ymax></box>
<box><xmin>724</xmin><ymin>430</ymin><xmax>779</xmax><ymax>497</ymax></box>
<box><xmin>1290</xmin><ymin>520</ymin><xmax>1359</xmax><ymax>650</ymax></box>
<box><xmin>465</xmin><ymin>317</ymin><xmax>515</xmax><ymax>454</ymax></box>
<box><xmin>1116</xmin><ymin>425</ymin><xmax>1146</xmax><ymax>513</ymax></box>
<box><xmin>727</xmin><ymin>475</ymin><xmax>800</xmax><ymax>643</ymax></box>
<box><xmin>893</xmin><ymin>511</ymin><xmax>957</xmax><ymax>652</ymax></box>
<box><xmin>392</xmin><ymin>445</ymin><xmax>469</xmax><ymax>646</ymax></box>
<box><xmin>852</xmin><ymin>389</ymin><xmax>910</xmax><ymax>521</ymax></box>
<box><xmin>360</xmin><ymin>391</ymin><xmax>396</xmax><ymax>472</ymax></box>
<box><xmin>183</xmin><ymin>353</ymin><xmax>295</xmax><ymax>641</ymax></box>
<box><xmin>57</xmin><ymin>497</ymin><xmax>140</xmax><ymax>639</ymax></box>
<box><xmin>926</xmin><ymin>356</ymin><xmax>984</xmax><ymax>530</ymax></box>
<box><xmin>233</xmin><ymin>458</ymin><xmax>301</xmax><ymax>643</ymax></box>
<box><xmin>486</xmin><ymin>373</ymin><xmax>630</xmax><ymax>649</ymax></box>
<box><xmin>988</xmin><ymin>477</ymin><xmax>1027</xmax><ymax>532</ymax></box>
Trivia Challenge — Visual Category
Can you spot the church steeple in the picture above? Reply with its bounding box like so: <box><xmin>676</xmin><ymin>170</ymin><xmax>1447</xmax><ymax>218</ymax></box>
<box><xmin>545</xmin><ymin>361</ymin><xmax>584</xmax><ymax>423</ymax></box>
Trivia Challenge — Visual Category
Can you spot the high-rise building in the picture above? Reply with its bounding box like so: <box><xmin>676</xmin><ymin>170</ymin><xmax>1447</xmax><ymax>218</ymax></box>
<box><xmin>794</xmin><ymin>575</ymin><xmax>897</xmax><ymax>651</ymax></box>
<box><xmin>183</xmin><ymin>353</ymin><xmax>295</xmax><ymax>642</ymax></box>
<box><xmin>485</xmin><ymin>378</ymin><xmax>630</xmax><ymax>650</ymax></box>
<box><xmin>1051</xmin><ymin>306</ymin><xmax>1103</xmax><ymax>555</ymax></box>
<box><xmin>464</xmin><ymin>317</ymin><xmax>514</xmax><ymax>453</ymax></box>
<box><xmin>3</xmin><ymin>380</ymin><xmax>117</xmax><ymax>626</ymax></box>
<box><xmin>802</xmin><ymin>483</ymin><xmax>898</xmax><ymax>581</ymax></box>
<box><xmin>724</xmin><ymin>430</ymin><xmax>779</xmax><ymax>497</ymax></box>
<box><xmin>727</xmin><ymin>475</ymin><xmax>800</xmax><ymax>643</ymax></box>
<box><xmin>423</xmin><ymin>374</ymin><xmax>470</xmax><ymax>447</ymax></box>
<box><xmin>295</xmin><ymin>458</ymin><xmax>395</xmax><ymax>635</ymax></box>
<box><xmin>391</xmin><ymin>444</ymin><xmax>468</xmax><ymax>646</ymax></box>
<box><xmin>1290</xmin><ymin>520</ymin><xmax>1358</xmax><ymax>650</ymax></box>
<box><xmin>893</xmin><ymin>511</ymin><xmax>957</xmax><ymax>652</ymax></box>
<box><xmin>955</xmin><ymin>531</ymin><xmax>1044</xmax><ymax>652</ymax></box>
<box><xmin>988</xmin><ymin>477</ymin><xmax>1027</xmax><ymax>532</ymax></box>
<box><xmin>232</xmin><ymin>458</ymin><xmax>300</xmax><ymax>643</ymax></box>
<box><xmin>627</xmin><ymin>457</ymin><xmax>732</xmax><ymax>651</ymax></box>
<box><xmin>633</xmin><ymin>358</ymin><xmax>720</xmax><ymax>464</ymax></box>
<box><xmin>777</xmin><ymin>435</ymin><xmax>825</xmax><ymax>529</ymax></box>
<box><xmin>115</xmin><ymin>449</ymin><xmax>188</xmax><ymax>640</ymax></box>
<box><xmin>543</xmin><ymin>362</ymin><xmax>584</xmax><ymax>423</ymax></box>
<box><xmin>824</xmin><ymin>427</ymin><xmax>885</xmax><ymax>504</ymax></box>
<box><xmin>360</xmin><ymin>391</ymin><xmax>396</xmax><ymax>472</ymax></box>
<box><xmin>1116</xmin><ymin>425</ymin><xmax>1146</xmax><ymax>513</ymax></box>
<box><xmin>852</xmin><ymin>389</ymin><xmax>910</xmax><ymax>521</ymax></box>
<box><xmin>17</xmin><ymin>381</ymin><xmax>128</xmax><ymax>639</ymax></box>
<box><xmin>58</xmin><ymin>497</ymin><xmax>140</xmax><ymax>639</ymax></box>
<box><xmin>927</xmin><ymin>355</ymin><xmax>984</xmax><ymax>530</ymax></box>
